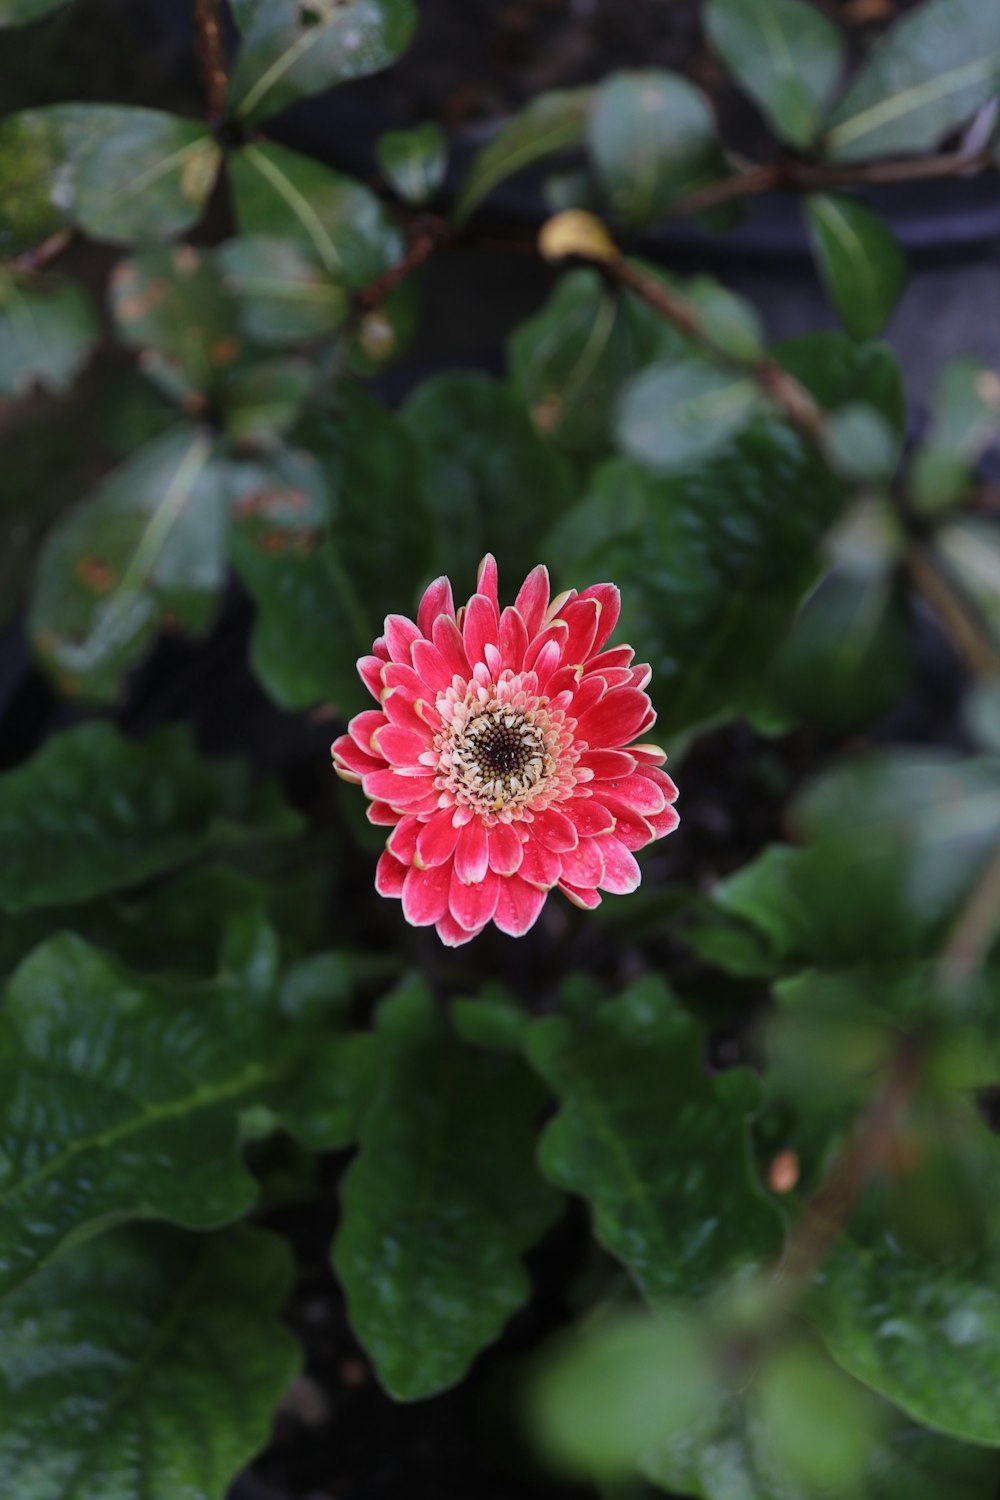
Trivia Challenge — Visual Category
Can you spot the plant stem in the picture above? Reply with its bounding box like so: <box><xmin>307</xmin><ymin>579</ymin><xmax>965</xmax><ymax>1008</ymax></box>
<box><xmin>357</xmin><ymin>216</ymin><xmax>453</xmax><ymax>312</ymax></box>
<box><xmin>194</xmin><ymin>0</ymin><xmax>229</xmax><ymax>122</ymax></box>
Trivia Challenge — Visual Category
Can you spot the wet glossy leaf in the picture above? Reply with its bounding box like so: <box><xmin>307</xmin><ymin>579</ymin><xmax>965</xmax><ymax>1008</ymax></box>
<box><xmin>0</xmin><ymin>105</ymin><xmax>219</xmax><ymax>249</ymax></box>
<box><xmin>0</xmin><ymin>1223</ymin><xmax>300</xmax><ymax>1499</ymax></box>
<box><xmin>588</xmin><ymin>70</ymin><xmax>722</xmax><ymax>225</ymax></box>
<box><xmin>706</xmin><ymin>0</ymin><xmax>845</xmax><ymax>148</ymax></box>
<box><xmin>401</xmin><ymin>369</ymin><xmax>575</xmax><ymax>585</ymax></box>
<box><xmin>334</xmin><ymin>980</ymin><xmax>560</xmax><ymax>1400</ymax></box>
<box><xmin>230</xmin><ymin>139</ymin><xmax>403</xmax><ymax>285</ymax></box>
<box><xmin>527</xmin><ymin>977</ymin><xmax>783</xmax><ymax>1301</ymax></box>
<box><xmin>0</xmin><ymin>720</ymin><xmax>299</xmax><ymax>914</ymax></box>
<box><xmin>218</xmin><ymin>233</ymin><xmax>349</xmax><ymax>346</ymax></box>
<box><xmin>455</xmin><ymin>87</ymin><xmax>592</xmax><ymax>221</ymax></box>
<box><xmin>617</xmin><ymin>356</ymin><xmax>762</xmax><ymax>473</ymax></box>
<box><xmin>109</xmin><ymin>245</ymin><xmax>240</xmax><ymax>407</ymax></box>
<box><xmin>29</xmin><ymin>424</ymin><xmax>226</xmax><ymax>701</ymax></box>
<box><xmin>229</xmin><ymin>0</ymin><xmax>418</xmax><ymax>123</ymax></box>
<box><xmin>0</xmin><ymin>271</ymin><xmax>97</xmax><ymax>397</ymax></box>
<box><xmin>376</xmin><ymin>121</ymin><xmax>447</xmax><ymax>204</ymax></box>
<box><xmin>824</xmin><ymin>0</ymin><xmax>1000</xmax><ymax>160</ymax></box>
<box><xmin>507</xmin><ymin>268</ymin><xmax>683</xmax><ymax>457</ymax></box>
<box><xmin>806</xmin><ymin>195</ymin><xmax>907</xmax><ymax>340</ymax></box>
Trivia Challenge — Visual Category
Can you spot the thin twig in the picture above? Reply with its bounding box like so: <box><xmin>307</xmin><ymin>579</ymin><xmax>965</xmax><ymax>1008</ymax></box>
<box><xmin>906</xmin><ymin>544</ymin><xmax>1000</xmax><ymax>678</ymax></box>
<box><xmin>6</xmin><ymin>228</ymin><xmax>74</xmax><ymax>276</ymax></box>
<box><xmin>194</xmin><ymin>0</ymin><xmax>228</xmax><ymax>122</ymax></box>
<box><xmin>938</xmin><ymin>836</ymin><xmax>1000</xmax><ymax>992</ymax></box>
<box><xmin>356</xmin><ymin>216</ymin><xmax>452</xmax><ymax>312</ymax></box>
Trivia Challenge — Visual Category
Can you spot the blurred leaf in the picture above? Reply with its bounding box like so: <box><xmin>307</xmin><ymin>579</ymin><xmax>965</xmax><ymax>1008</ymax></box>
<box><xmin>532</xmin><ymin>1308</ymin><xmax>716</xmax><ymax>1481</ymax></box>
<box><xmin>0</xmin><ymin>105</ymin><xmax>219</xmax><ymax>250</ymax></box>
<box><xmin>754</xmin><ymin>1339</ymin><xmax>883</xmax><ymax>1492</ymax></box>
<box><xmin>230</xmin><ymin>139</ymin><xmax>403</xmax><ymax>285</ymax></box>
<box><xmin>588</xmin><ymin>70</ymin><xmax>722</xmax><ymax>226</ymax></box>
<box><xmin>231</xmin><ymin>385</ymin><xmax>430</xmax><ymax>711</ymax></box>
<box><xmin>376</xmin><ymin>121</ymin><xmax>447</xmax><ymax>204</ymax></box>
<box><xmin>346</xmin><ymin>275</ymin><xmax>419</xmax><ymax>373</ymax></box>
<box><xmin>228</xmin><ymin>0</ymin><xmax>418</xmax><ymax>122</ymax></box>
<box><xmin>0</xmin><ymin>1223</ymin><xmax>300</xmax><ymax>1498</ymax></box>
<box><xmin>931</xmin><ymin>518</ymin><xmax>1000</xmax><ymax>646</ymax></box>
<box><xmin>705</xmin><ymin>0</ymin><xmax>845</xmax><ymax>148</ymax></box>
<box><xmin>218</xmin><ymin>233</ymin><xmax>349</xmax><ymax>346</ymax></box>
<box><xmin>0</xmin><ymin>271</ymin><xmax>97</xmax><ymax>397</ymax></box>
<box><xmin>913</xmin><ymin>358</ymin><xmax>1000</xmax><ymax>514</ymax></box>
<box><xmin>821</xmin><ymin>403</ymin><xmax>900</xmax><ymax>482</ymax></box>
<box><xmin>527</xmin><ymin>977</ymin><xmax>782</xmax><ymax>1300</ymax></box>
<box><xmin>222</xmin><ymin>355</ymin><xmax>313</xmax><ymax>445</ymax></box>
<box><xmin>0</xmin><ymin>719</ymin><xmax>299</xmax><ymax>914</ymax></box>
<box><xmin>778</xmin><ymin>332</ymin><xmax>906</xmax><ymax>437</ymax></box>
<box><xmin>686</xmin><ymin>276</ymin><xmax>764</xmax><ymax>360</ymax></box>
<box><xmin>507</xmin><ymin>267</ymin><xmax>683</xmax><ymax>457</ymax></box>
<box><xmin>806</xmin><ymin>195</ymin><xmax>907</xmax><ymax>341</ymax></box>
<box><xmin>765</xmin><ymin>566</ymin><xmax>915</xmax><ymax>731</ymax></box>
<box><xmin>109</xmin><ymin>245</ymin><xmax>239</xmax><ymax>407</ymax></box>
<box><xmin>617</xmin><ymin>356</ymin><xmax>762</xmax><ymax>473</ymax></box>
<box><xmin>29</xmin><ymin>423</ymin><xmax>226</xmax><ymax>701</ymax></box>
<box><xmin>455</xmin><ymin>87</ymin><xmax>592</xmax><ymax>221</ymax></box>
<box><xmin>0</xmin><ymin>0</ymin><xmax>73</xmax><ymax>21</ymax></box>
<box><xmin>824</xmin><ymin>0</ymin><xmax>1000</xmax><ymax>160</ymax></box>
<box><xmin>333</xmin><ymin>979</ymin><xmax>560</xmax><ymax>1400</ymax></box>
<box><xmin>401</xmin><ymin>369</ymin><xmax>575</xmax><ymax>585</ymax></box>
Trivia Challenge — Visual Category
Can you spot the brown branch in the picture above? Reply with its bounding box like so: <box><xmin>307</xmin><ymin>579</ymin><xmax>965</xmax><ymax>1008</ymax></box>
<box><xmin>938</xmin><ymin>837</ymin><xmax>1000</xmax><ymax>993</ymax></box>
<box><xmin>194</xmin><ymin>0</ymin><xmax>228</xmax><ymax>121</ymax></box>
<box><xmin>905</xmin><ymin>544</ymin><xmax>1000</xmax><ymax>678</ymax></box>
<box><xmin>356</xmin><ymin>215</ymin><xmax>453</xmax><ymax>312</ymax></box>
<box><xmin>6</xmin><ymin>228</ymin><xmax>74</xmax><ymax>276</ymax></box>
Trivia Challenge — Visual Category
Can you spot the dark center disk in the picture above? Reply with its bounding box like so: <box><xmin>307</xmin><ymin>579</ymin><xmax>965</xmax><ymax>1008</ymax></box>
<box><xmin>473</xmin><ymin>722</ymin><xmax>528</xmax><ymax>777</ymax></box>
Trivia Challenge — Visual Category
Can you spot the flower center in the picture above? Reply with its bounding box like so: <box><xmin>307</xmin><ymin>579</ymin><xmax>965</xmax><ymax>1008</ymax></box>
<box><xmin>458</xmin><ymin>707</ymin><xmax>550</xmax><ymax>799</ymax></box>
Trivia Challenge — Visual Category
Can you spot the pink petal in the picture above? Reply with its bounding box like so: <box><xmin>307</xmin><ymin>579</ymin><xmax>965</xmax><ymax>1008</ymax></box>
<box><xmin>563</xmin><ymin>798</ymin><xmax>617</xmax><ymax>837</ymax></box>
<box><xmin>488</xmin><ymin>821</ymin><xmax>524</xmax><ymax>875</ymax></box>
<box><xmin>372</xmin><ymin>636</ymin><xmax>390</xmax><ymax>661</ymax></box>
<box><xmin>575</xmin><ymin>687</ymin><xmax>655</xmax><ymax>748</ymax></box>
<box><xmin>374</xmin><ymin>723</ymin><xmax>431</xmax><ymax>768</ymax></box>
<box><xmin>499</xmin><ymin>606</ymin><xmax>529</xmax><ymax>673</ymax></box>
<box><xmin>531</xmin><ymin>807</ymin><xmax>579</xmax><ymax>853</ymax></box>
<box><xmin>384</xmin><ymin>614</ymin><xmax>422</xmax><ymax>664</ymax></box>
<box><xmin>567</xmin><ymin>673</ymin><xmax>606</xmax><ymax>720</ymax></box>
<box><xmin>559</xmin><ymin>837</ymin><xmax>605</xmax><ymax>889</ymax></box>
<box><xmin>454</xmin><ymin>817</ymin><xmax>489</xmax><ymax>884</ymax></box>
<box><xmin>358</xmin><ymin>655</ymin><xmax>386</xmax><ymax>701</ymax></box>
<box><xmin>515</xmin><ymin>563</ymin><xmax>550</xmax><ymax>637</ymax></box>
<box><xmin>589</xmin><ymin>795</ymin><xmax>653</xmax><ymax>850</ymax></box>
<box><xmin>367</xmin><ymin>801</ymin><xmax>400</xmax><ymax>826</ymax></box>
<box><xmin>594</xmin><ymin>835</ymin><xmax>641</xmax><ymax>895</ymax></box>
<box><xmin>584</xmin><ymin>645</ymin><xmax>634</xmax><ymax>674</ymax></box>
<box><xmin>375</xmin><ymin>850</ymin><xmax>407</xmax><ymax>898</ymax></box>
<box><xmin>556</xmin><ymin>597</ymin><xmax>601</xmax><ymax>665</ymax></box>
<box><xmin>331</xmin><ymin>735</ymin><xmax>381</xmax><ymax>780</ymax></box>
<box><xmin>605</xmin><ymin>773</ymin><xmax>667</xmax><ymax>817</ymax></box>
<box><xmin>416</xmin><ymin>811</ymin><xmax>461</xmax><ymax>868</ymax></box>
<box><xmin>494</xmin><ymin>876</ymin><xmax>547</xmax><ymax>937</ymax></box>
<box><xmin>437</xmin><ymin>912</ymin><xmax>480</xmax><ymax>947</ymax></box>
<box><xmin>449</xmin><ymin>865</ymin><xmax>500</xmax><ymax>931</ymax></box>
<box><xmin>559</xmin><ymin>881</ymin><xmax>601</xmax><ymax>910</ymax></box>
<box><xmin>647</xmin><ymin>803</ymin><xmax>681</xmax><ymax>839</ymax></box>
<box><xmin>519</xmin><ymin>837</ymin><xmax>562</xmax><ymax>888</ymax></box>
<box><xmin>580</xmin><ymin>749</ymin><xmax>637</xmax><ymax>779</ymax></box>
<box><xmin>417</xmin><ymin>575</ymin><xmax>455</xmax><ymax>636</ymax></box>
<box><xmin>477</xmin><ymin>554</ymin><xmax>499</xmax><ymax>608</ymax></box>
<box><xmin>402</xmin><ymin>862</ymin><xmax>451</xmax><ymax>926</ymax></box>
<box><xmin>523</xmin><ymin>619</ymin><xmax>568</xmax><ymax>676</ymax></box>
<box><xmin>348</xmin><ymin>710</ymin><xmax>388</xmax><ymax>755</ymax></box>
<box><xmin>463</xmin><ymin>593</ymin><xmax>500</xmax><ymax>666</ymax></box>
<box><xmin>533</xmin><ymin>639</ymin><xmax>565</xmax><ymax>692</ymax></box>
<box><xmin>411</xmin><ymin>638</ymin><xmax>454</xmax><ymax>693</ymax></box>
<box><xmin>382</xmin><ymin>687</ymin><xmax>436</xmax><ymax>736</ymax></box>
<box><xmin>632</xmin><ymin>743</ymin><xmax>668</xmax><ymax>766</ymax></box>
<box><xmin>362</xmin><ymin>768</ymin><xmax>435</xmax><ymax>805</ymax></box>
<box><xmin>388</xmin><ymin>816</ymin><xmax>420</xmax><ymax>862</ymax></box>
<box><xmin>641</xmin><ymin>766</ymin><xmax>680</xmax><ymax>802</ymax></box>
<box><xmin>432</xmin><ymin>615</ymin><xmax>470</xmax><ymax>678</ymax></box>
<box><xmin>630</xmin><ymin>663</ymin><xmax>653</xmax><ymax>691</ymax></box>
<box><xmin>576</xmin><ymin>583</ymin><xmax>621</xmax><ymax>653</ymax></box>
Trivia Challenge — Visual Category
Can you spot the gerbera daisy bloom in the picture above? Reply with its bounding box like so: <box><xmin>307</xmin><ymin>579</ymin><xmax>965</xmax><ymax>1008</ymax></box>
<box><xmin>331</xmin><ymin>555</ymin><xmax>679</xmax><ymax>947</ymax></box>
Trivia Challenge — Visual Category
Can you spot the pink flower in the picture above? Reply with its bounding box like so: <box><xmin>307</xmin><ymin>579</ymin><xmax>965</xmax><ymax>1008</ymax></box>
<box><xmin>331</xmin><ymin>555</ymin><xmax>679</xmax><ymax>947</ymax></box>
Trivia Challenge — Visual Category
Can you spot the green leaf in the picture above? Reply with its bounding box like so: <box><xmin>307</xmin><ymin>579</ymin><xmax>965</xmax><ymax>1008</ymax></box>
<box><xmin>616</xmin><ymin>356</ymin><xmax>762</xmax><ymax>473</ymax></box>
<box><xmin>824</xmin><ymin>0</ymin><xmax>1000</xmax><ymax>161</ymax></box>
<box><xmin>821</xmin><ymin>403</ymin><xmax>900</xmax><ymax>482</ymax></box>
<box><xmin>222</xmin><ymin>355</ymin><xmax>314</xmax><ymax>446</ymax></box>
<box><xmin>0</xmin><ymin>0</ymin><xmax>72</xmax><ymax>21</ymax></box>
<box><xmin>455</xmin><ymin>87</ymin><xmax>592</xmax><ymax>221</ymax></box>
<box><xmin>934</xmin><ymin>518</ymin><xmax>1000</xmax><ymax>646</ymax></box>
<box><xmin>109</xmin><ymin>245</ymin><xmax>240</xmax><ymax>407</ymax></box>
<box><xmin>913</xmin><ymin>358</ymin><xmax>1000</xmax><ymax>514</ymax></box>
<box><xmin>218</xmin><ymin>233</ymin><xmax>349</xmax><ymax>346</ymax></box>
<box><xmin>588</xmin><ymin>70</ymin><xmax>723</xmax><ymax>226</ymax></box>
<box><xmin>0</xmin><ymin>271</ymin><xmax>97</xmax><ymax>397</ymax></box>
<box><xmin>765</xmin><ymin>565</ymin><xmax>915</xmax><ymax>731</ymax></box>
<box><xmin>507</xmin><ymin>267</ymin><xmax>683</xmax><ymax>457</ymax></box>
<box><xmin>401</xmin><ymin>369</ymin><xmax>575</xmax><ymax>585</ymax></box>
<box><xmin>705</xmin><ymin>0</ymin><xmax>845</xmax><ymax>147</ymax></box>
<box><xmin>778</xmin><ymin>331</ymin><xmax>906</xmax><ymax>435</ymax></box>
<box><xmin>0</xmin><ymin>105</ymin><xmax>220</xmax><ymax>250</ymax></box>
<box><xmin>376</xmin><ymin>121</ymin><xmax>447</xmax><ymax>204</ymax></box>
<box><xmin>0</xmin><ymin>719</ymin><xmax>298</xmax><ymax>914</ymax></box>
<box><xmin>527</xmin><ymin>977</ymin><xmax>783</xmax><ymax>1301</ymax></box>
<box><xmin>231</xmin><ymin>385</ymin><xmax>430</xmax><ymax>712</ymax></box>
<box><xmin>333</xmin><ymin>980</ymin><xmax>560</xmax><ymax>1400</ymax></box>
<box><xmin>230</xmin><ymin>139</ymin><xmax>403</xmax><ymax>285</ymax></box>
<box><xmin>0</xmin><ymin>1223</ymin><xmax>300</xmax><ymax>1499</ymax></box>
<box><xmin>806</xmin><ymin>195</ymin><xmax>908</xmax><ymax>341</ymax></box>
<box><xmin>229</xmin><ymin>0</ymin><xmax>418</xmax><ymax>123</ymax></box>
<box><xmin>28</xmin><ymin>423</ymin><xmax>226</xmax><ymax>701</ymax></box>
